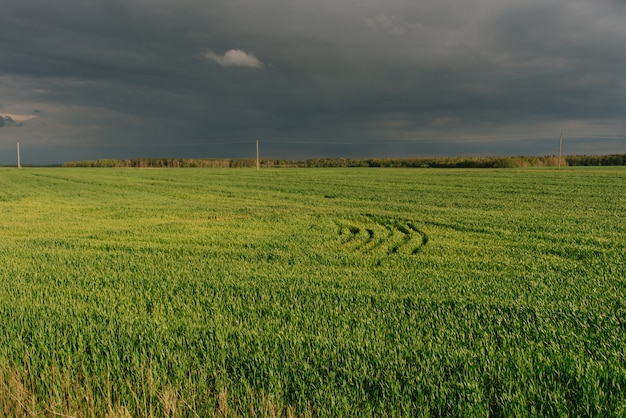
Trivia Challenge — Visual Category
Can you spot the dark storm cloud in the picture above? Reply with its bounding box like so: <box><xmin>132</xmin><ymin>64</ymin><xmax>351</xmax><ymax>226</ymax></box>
<box><xmin>0</xmin><ymin>0</ymin><xmax>625</xmax><ymax>164</ymax></box>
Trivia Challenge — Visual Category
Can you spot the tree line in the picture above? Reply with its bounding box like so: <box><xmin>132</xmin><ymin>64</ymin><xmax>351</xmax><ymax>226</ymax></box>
<box><xmin>62</xmin><ymin>154</ymin><xmax>626</xmax><ymax>168</ymax></box>
<box><xmin>62</xmin><ymin>158</ymin><xmax>302</xmax><ymax>168</ymax></box>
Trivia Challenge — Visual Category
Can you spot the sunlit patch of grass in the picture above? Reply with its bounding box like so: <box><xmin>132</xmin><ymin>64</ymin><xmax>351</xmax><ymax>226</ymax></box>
<box><xmin>0</xmin><ymin>167</ymin><xmax>624</xmax><ymax>415</ymax></box>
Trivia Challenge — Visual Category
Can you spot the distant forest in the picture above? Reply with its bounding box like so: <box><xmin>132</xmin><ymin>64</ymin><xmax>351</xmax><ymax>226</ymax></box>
<box><xmin>62</xmin><ymin>154</ymin><xmax>626</xmax><ymax>168</ymax></box>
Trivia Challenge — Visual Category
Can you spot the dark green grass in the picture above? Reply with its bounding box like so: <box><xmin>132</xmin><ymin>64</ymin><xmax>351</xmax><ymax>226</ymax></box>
<box><xmin>0</xmin><ymin>167</ymin><xmax>625</xmax><ymax>416</ymax></box>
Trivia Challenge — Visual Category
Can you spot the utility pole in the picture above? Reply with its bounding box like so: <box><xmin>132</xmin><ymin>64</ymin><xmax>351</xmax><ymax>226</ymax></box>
<box><xmin>256</xmin><ymin>139</ymin><xmax>260</xmax><ymax>170</ymax></box>
<box><xmin>558</xmin><ymin>132</ymin><xmax>563</xmax><ymax>169</ymax></box>
<box><xmin>17</xmin><ymin>141</ymin><xmax>21</xmax><ymax>169</ymax></box>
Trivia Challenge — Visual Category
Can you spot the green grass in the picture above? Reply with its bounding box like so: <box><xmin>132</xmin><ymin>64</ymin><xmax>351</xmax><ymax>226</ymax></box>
<box><xmin>0</xmin><ymin>167</ymin><xmax>625</xmax><ymax>416</ymax></box>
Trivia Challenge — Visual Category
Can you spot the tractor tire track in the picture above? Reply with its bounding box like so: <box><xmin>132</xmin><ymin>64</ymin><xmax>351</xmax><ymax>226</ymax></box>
<box><xmin>336</xmin><ymin>214</ymin><xmax>428</xmax><ymax>256</ymax></box>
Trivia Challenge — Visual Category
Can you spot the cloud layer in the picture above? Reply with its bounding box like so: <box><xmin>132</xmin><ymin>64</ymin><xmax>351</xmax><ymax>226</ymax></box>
<box><xmin>0</xmin><ymin>0</ymin><xmax>625</xmax><ymax>164</ymax></box>
<box><xmin>0</xmin><ymin>113</ymin><xmax>36</xmax><ymax>128</ymax></box>
<box><xmin>0</xmin><ymin>116</ymin><xmax>17</xmax><ymax>128</ymax></box>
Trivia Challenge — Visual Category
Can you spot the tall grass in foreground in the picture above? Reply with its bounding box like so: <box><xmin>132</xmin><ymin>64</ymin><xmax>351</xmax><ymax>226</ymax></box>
<box><xmin>0</xmin><ymin>167</ymin><xmax>625</xmax><ymax>416</ymax></box>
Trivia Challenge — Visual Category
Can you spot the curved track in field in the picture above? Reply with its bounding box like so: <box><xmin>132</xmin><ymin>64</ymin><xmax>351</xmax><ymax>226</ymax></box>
<box><xmin>336</xmin><ymin>214</ymin><xmax>428</xmax><ymax>256</ymax></box>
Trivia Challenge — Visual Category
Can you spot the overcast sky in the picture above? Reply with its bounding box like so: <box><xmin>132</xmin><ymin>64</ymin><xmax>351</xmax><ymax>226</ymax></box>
<box><xmin>1</xmin><ymin>0</ymin><xmax>625</xmax><ymax>165</ymax></box>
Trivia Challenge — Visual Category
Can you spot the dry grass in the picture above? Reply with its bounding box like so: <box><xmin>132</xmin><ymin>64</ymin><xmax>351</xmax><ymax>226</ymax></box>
<box><xmin>0</xmin><ymin>363</ymin><xmax>310</xmax><ymax>417</ymax></box>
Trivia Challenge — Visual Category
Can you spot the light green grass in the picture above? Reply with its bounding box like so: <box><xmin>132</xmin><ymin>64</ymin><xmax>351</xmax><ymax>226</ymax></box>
<box><xmin>0</xmin><ymin>167</ymin><xmax>625</xmax><ymax>416</ymax></box>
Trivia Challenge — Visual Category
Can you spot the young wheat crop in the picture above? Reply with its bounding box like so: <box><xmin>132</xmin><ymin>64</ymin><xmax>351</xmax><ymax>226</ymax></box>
<box><xmin>0</xmin><ymin>167</ymin><xmax>624</xmax><ymax>416</ymax></box>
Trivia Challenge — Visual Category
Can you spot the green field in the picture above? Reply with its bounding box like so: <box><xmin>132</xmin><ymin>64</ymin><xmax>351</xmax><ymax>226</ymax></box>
<box><xmin>0</xmin><ymin>167</ymin><xmax>624</xmax><ymax>416</ymax></box>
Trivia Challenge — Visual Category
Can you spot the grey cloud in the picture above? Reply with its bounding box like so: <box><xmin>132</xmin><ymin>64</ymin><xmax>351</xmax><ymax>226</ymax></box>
<box><xmin>0</xmin><ymin>0</ymin><xmax>625</xmax><ymax>164</ymax></box>
<box><xmin>0</xmin><ymin>116</ymin><xmax>23</xmax><ymax>127</ymax></box>
<box><xmin>363</xmin><ymin>14</ymin><xmax>423</xmax><ymax>35</ymax></box>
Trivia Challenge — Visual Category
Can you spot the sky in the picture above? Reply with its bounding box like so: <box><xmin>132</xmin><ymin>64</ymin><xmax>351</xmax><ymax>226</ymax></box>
<box><xmin>1</xmin><ymin>0</ymin><xmax>625</xmax><ymax>165</ymax></box>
